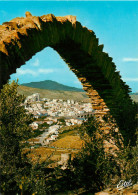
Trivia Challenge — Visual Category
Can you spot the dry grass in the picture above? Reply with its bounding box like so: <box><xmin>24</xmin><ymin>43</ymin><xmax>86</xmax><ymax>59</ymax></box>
<box><xmin>24</xmin><ymin>147</ymin><xmax>79</xmax><ymax>164</ymax></box>
<box><xmin>50</xmin><ymin>135</ymin><xmax>84</xmax><ymax>150</ymax></box>
<box><xmin>28</xmin><ymin>138</ymin><xmax>40</xmax><ymax>142</ymax></box>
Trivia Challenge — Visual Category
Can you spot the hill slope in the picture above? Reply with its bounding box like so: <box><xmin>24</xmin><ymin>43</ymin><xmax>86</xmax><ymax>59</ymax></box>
<box><xmin>21</xmin><ymin>80</ymin><xmax>84</xmax><ymax>92</ymax></box>
<box><xmin>18</xmin><ymin>85</ymin><xmax>138</xmax><ymax>103</ymax></box>
<box><xmin>18</xmin><ymin>85</ymin><xmax>90</xmax><ymax>102</ymax></box>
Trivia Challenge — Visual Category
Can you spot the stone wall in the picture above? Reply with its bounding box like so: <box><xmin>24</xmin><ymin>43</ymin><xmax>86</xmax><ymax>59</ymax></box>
<box><xmin>0</xmin><ymin>12</ymin><xmax>136</xmax><ymax>147</ymax></box>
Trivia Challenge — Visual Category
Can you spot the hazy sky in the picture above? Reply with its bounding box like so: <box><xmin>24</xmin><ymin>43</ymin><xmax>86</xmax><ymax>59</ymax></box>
<box><xmin>0</xmin><ymin>1</ymin><xmax>137</xmax><ymax>92</ymax></box>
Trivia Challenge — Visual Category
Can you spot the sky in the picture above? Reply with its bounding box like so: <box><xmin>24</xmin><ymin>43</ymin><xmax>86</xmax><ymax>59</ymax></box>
<box><xmin>0</xmin><ymin>1</ymin><xmax>138</xmax><ymax>92</ymax></box>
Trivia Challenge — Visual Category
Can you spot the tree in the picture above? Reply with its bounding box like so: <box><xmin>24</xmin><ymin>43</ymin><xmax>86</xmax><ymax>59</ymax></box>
<box><xmin>70</xmin><ymin>117</ymin><xmax>121</xmax><ymax>192</ymax></box>
<box><xmin>0</xmin><ymin>80</ymin><xmax>33</xmax><ymax>193</ymax></box>
<box><xmin>0</xmin><ymin>81</ymin><xmax>62</xmax><ymax>195</ymax></box>
<box><xmin>68</xmin><ymin>117</ymin><xmax>137</xmax><ymax>193</ymax></box>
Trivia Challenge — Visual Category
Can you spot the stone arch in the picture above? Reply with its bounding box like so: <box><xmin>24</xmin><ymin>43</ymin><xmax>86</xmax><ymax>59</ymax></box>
<box><xmin>0</xmin><ymin>12</ymin><xmax>136</xmax><ymax>146</ymax></box>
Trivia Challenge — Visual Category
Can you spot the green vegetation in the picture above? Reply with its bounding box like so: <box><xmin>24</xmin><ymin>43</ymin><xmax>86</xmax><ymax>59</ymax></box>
<box><xmin>113</xmin><ymin>97</ymin><xmax>137</xmax><ymax>146</ymax></box>
<box><xmin>68</xmin><ymin>118</ymin><xmax>119</xmax><ymax>192</ymax></box>
<box><xmin>32</xmin><ymin>129</ymin><xmax>45</xmax><ymax>138</ymax></box>
<box><xmin>39</xmin><ymin>122</ymin><xmax>49</xmax><ymax>129</ymax></box>
<box><xmin>68</xmin><ymin>118</ymin><xmax>137</xmax><ymax>193</ymax></box>
<box><xmin>0</xmin><ymin>81</ymin><xmax>55</xmax><ymax>194</ymax></box>
<box><xmin>0</xmin><ymin>81</ymin><xmax>33</xmax><ymax>193</ymax></box>
<box><xmin>21</xmin><ymin>80</ymin><xmax>84</xmax><ymax>92</ymax></box>
<box><xmin>58</xmin><ymin>117</ymin><xmax>65</xmax><ymax>123</ymax></box>
<box><xmin>60</xmin><ymin>118</ymin><xmax>137</xmax><ymax>194</ymax></box>
<box><xmin>0</xmin><ymin>81</ymin><xmax>137</xmax><ymax>194</ymax></box>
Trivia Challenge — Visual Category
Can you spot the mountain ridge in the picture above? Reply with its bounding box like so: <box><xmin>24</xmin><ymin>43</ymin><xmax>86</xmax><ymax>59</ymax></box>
<box><xmin>21</xmin><ymin>80</ymin><xmax>84</xmax><ymax>92</ymax></box>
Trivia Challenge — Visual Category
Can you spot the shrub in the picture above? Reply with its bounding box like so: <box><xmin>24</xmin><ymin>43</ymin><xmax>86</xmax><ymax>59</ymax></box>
<box><xmin>69</xmin><ymin>117</ymin><xmax>137</xmax><ymax>192</ymax></box>
<box><xmin>0</xmin><ymin>80</ymin><xmax>33</xmax><ymax>193</ymax></box>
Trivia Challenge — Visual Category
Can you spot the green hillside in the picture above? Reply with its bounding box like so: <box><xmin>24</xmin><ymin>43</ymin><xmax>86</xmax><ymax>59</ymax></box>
<box><xmin>21</xmin><ymin>80</ymin><xmax>84</xmax><ymax>92</ymax></box>
<box><xmin>18</xmin><ymin>85</ymin><xmax>90</xmax><ymax>102</ymax></box>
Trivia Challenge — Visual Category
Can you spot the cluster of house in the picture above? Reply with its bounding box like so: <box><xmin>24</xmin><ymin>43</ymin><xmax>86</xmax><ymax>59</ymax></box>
<box><xmin>24</xmin><ymin>93</ymin><xmax>93</xmax><ymax>119</ymax></box>
<box><xmin>25</xmin><ymin>93</ymin><xmax>94</xmax><ymax>146</ymax></box>
<box><xmin>25</xmin><ymin>102</ymin><xmax>47</xmax><ymax>118</ymax></box>
<box><xmin>43</xmin><ymin>98</ymin><xmax>93</xmax><ymax>118</ymax></box>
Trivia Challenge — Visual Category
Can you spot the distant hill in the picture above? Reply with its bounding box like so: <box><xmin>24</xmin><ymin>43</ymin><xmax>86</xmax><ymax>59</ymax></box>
<box><xmin>18</xmin><ymin>85</ymin><xmax>90</xmax><ymax>102</ymax></box>
<box><xmin>21</xmin><ymin>80</ymin><xmax>84</xmax><ymax>92</ymax></box>
<box><xmin>130</xmin><ymin>92</ymin><xmax>138</xmax><ymax>95</ymax></box>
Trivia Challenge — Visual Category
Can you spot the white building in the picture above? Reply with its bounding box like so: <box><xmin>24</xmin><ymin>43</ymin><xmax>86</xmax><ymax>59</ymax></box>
<box><xmin>25</xmin><ymin>93</ymin><xmax>40</xmax><ymax>103</ymax></box>
<box><xmin>29</xmin><ymin>122</ymin><xmax>38</xmax><ymax>130</ymax></box>
<box><xmin>49</xmin><ymin>125</ymin><xmax>60</xmax><ymax>134</ymax></box>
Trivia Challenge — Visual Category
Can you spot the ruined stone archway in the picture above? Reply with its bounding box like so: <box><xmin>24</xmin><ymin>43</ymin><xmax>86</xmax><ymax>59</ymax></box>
<box><xmin>0</xmin><ymin>12</ymin><xmax>136</xmax><ymax>146</ymax></box>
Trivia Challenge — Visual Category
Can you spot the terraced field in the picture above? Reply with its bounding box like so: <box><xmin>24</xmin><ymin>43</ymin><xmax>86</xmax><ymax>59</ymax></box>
<box><xmin>24</xmin><ymin>125</ymin><xmax>83</xmax><ymax>166</ymax></box>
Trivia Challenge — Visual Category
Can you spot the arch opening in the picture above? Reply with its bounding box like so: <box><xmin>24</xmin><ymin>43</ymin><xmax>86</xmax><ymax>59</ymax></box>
<box><xmin>10</xmin><ymin>46</ymin><xmax>84</xmax><ymax>90</ymax></box>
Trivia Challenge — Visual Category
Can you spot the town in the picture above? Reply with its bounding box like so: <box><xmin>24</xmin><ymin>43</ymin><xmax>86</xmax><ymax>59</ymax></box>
<box><xmin>24</xmin><ymin>93</ymin><xmax>94</xmax><ymax>146</ymax></box>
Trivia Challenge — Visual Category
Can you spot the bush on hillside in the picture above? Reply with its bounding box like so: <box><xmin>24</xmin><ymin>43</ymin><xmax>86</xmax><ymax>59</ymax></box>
<box><xmin>69</xmin><ymin>117</ymin><xmax>137</xmax><ymax>193</ymax></box>
<box><xmin>0</xmin><ymin>80</ymin><xmax>34</xmax><ymax>193</ymax></box>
